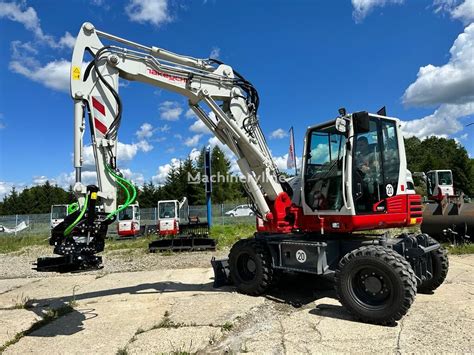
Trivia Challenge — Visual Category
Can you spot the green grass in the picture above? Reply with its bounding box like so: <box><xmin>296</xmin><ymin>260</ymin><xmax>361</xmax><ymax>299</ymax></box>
<box><xmin>0</xmin><ymin>234</ymin><xmax>46</xmax><ymax>254</ymax></box>
<box><xmin>0</xmin><ymin>223</ymin><xmax>256</xmax><ymax>254</ymax></box>
<box><xmin>105</xmin><ymin>236</ymin><xmax>152</xmax><ymax>251</ymax></box>
<box><xmin>446</xmin><ymin>243</ymin><xmax>474</xmax><ymax>255</ymax></box>
<box><xmin>210</xmin><ymin>224</ymin><xmax>255</xmax><ymax>248</ymax></box>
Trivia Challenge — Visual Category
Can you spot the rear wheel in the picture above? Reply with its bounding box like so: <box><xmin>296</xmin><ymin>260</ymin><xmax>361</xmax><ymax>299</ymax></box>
<box><xmin>418</xmin><ymin>236</ymin><xmax>449</xmax><ymax>293</ymax></box>
<box><xmin>229</xmin><ymin>238</ymin><xmax>273</xmax><ymax>296</ymax></box>
<box><xmin>335</xmin><ymin>246</ymin><xmax>417</xmax><ymax>325</ymax></box>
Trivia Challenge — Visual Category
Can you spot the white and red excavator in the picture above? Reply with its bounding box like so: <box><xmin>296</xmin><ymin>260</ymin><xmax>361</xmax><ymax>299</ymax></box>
<box><xmin>36</xmin><ymin>23</ymin><xmax>449</xmax><ymax>325</ymax></box>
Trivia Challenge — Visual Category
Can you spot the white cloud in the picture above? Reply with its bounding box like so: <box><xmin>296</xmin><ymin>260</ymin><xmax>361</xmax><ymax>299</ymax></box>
<box><xmin>157</xmin><ymin>124</ymin><xmax>171</xmax><ymax>132</ymax></box>
<box><xmin>270</xmin><ymin>128</ymin><xmax>288</xmax><ymax>139</ymax></box>
<box><xmin>210</xmin><ymin>47</ymin><xmax>220</xmax><ymax>59</ymax></box>
<box><xmin>91</xmin><ymin>0</ymin><xmax>108</xmax><ymax>7</ymax></box>
<box><xmin>400</xmin><ymin>103</ymin><xmax>474</xmax><ymax>139</ymax></box>
<box><xmin>136</xmin><ymin>123</ymin><xmax>154</xmax><ymax>139</ymax></box>
<box><xmin>0</xmin><ymin>112</ymin><xmax>5</xmax><ymax>130</ymax></box>
<box><xmin>185</xmin><ymin>108</ymin><xmax>196</xmax><ymax>119</ymax></box>
<box><xmin>0</xmin><ymin>2</ymin><xmax>43</xmax><ymax>38</ymax></box>
<box><xmin>403</xmin><ymin>23</ymin><xmax>474</xmax><ymax>107</ymax></box>
<box><xmin>189</xmin><ymin>119</ymin><xmax>211</xmax><ymax>134</ymax></box>
<box><xmin>32</xmin><ymin>175</ymin><xmax>49</xmax><ymax>185</ymax></box>
<box><xmin>58</xmin><ymin>31</ymin><xmax>75</xmax><ymax>49</ymax></box>
<box><xmin>401</xmin><ymin>22</ymin><xmax>474</xmax><ymax>141</ymax></box>
<box><xmin>152</xmin><ymin>158</ymin><xmax>181</xmax><ymax>185</ymax></box>
<box><xmin>189</xmin><ymin>148</ymin><xmax>201</xmax><ymax>161</ymax></box>
<box><xmin>351</xmin><ymin>0</ymin><xmax>405</xmax><ymax>23</ymax></box>
<box><xmin>159</xmin><ymin>101</ymin><xmax>182</xmax><ymax>121</ymax></box>
<box><xmin>120</xmin><ymin>168</ymin><xmax>145</xmax><ymax>187</ymax></box>
<box><xmin>135</xmin><ymin>140</ymin><xmax>153</xmax><ymax>153</ymax></box>
<box><xmin>184</xmin><ymin>134</ymin><xmax>202</xmax><ymax>147</ymax></box>
<box><xmin>125</xmin><ymin>0</ymin><xmax>172</xmax><ymax>27</ymax></box>
<box><xmin>0</xmin><ymin>181</ymin><xmax>26</xmax><ymax>200</ymax></box>
<box><xmin>82</xmin><ymin>140</ymin><xmax>153</xmax><ymax>170</ymax></box>
<box><xmin>0</xmin><ymin>2</ymin><xmax>74</xmax><ymax>49</ymax></box>
<box><xmin>451</xmin><ymin>0</ymin><xmax>474</xmax><ymax>22</ymax></box>
<box><xmin>9</xmin><ymin>58</ymin><xmax>70</xmax><ymax>93</ymax></box>
<box><xmin>434</xmin><ymin>0</ymin><xmax>474</xmax><ymax>24</ymax></box>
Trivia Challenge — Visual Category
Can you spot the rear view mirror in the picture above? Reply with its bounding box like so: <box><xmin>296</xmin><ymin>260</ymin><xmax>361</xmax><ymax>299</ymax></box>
<box><xmin>335</xmin><ymin>117</ymin><xmax>347</xmax><ymax>134</ymax></box>
<box><xmin>353</xmin><ymin>111</ymin><xmax>370</xmax><ymax>133</ymax></box>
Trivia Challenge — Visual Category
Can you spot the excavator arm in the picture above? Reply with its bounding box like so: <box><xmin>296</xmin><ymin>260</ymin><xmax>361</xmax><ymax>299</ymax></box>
<box><xmin>36</xmin><ymin>22</ymin><xmax>291</xmax><ymax>272</ymax></box>
<box><xmin>71</xmin><ymin>22</ymin><xmax>285</xmax><ymax>220</ymax></box>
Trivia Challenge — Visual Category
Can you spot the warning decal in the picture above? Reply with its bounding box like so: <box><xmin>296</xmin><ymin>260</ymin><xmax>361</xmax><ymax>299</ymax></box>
<box><xmin>72</xmin><ymin>66</ymin><xmax>81</xmax><ymax>80</ymax></box>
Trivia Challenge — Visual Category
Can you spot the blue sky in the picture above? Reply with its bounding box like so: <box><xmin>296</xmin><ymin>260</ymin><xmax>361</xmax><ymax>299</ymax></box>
<box><xmin>0</xmin><ymin>0</ymin><xmax>473</xmax><ymax>198</ymax></box>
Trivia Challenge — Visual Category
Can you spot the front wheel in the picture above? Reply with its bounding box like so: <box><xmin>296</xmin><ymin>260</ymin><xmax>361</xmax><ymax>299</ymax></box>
<box><xmin>335</xmin><ymin>246</ymin><xmax>417</xmax><ymax>325</ymax></box>
<box><xmin>229</xmin><ymin>238</ymin><xmax>273</xmax><ymax>296</ymax></box>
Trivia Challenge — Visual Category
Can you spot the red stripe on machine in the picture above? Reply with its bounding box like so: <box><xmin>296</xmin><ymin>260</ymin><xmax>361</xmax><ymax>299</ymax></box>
<box><xmin>92</xmin><ymin>97</ymin><xmax>106</xmax><ymax>116</ymax></box>
<box><xmin>94</xmin><ymin>118</ymin><xmax>108</xmax><ymax>135</ymax></box>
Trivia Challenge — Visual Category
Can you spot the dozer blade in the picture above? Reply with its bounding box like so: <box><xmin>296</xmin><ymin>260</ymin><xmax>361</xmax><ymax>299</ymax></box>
<box><xmin>149</xmin><ymin>237</ymin><xmax>216</xmax><ymax>252</ymax></box>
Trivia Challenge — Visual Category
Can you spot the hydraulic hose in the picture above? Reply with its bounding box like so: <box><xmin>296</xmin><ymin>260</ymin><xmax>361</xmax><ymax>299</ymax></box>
<box><xmin>64</xmin><ymin>194</ymin><xmax>89</xmax><ymax>236</ymax></box>
<box><xmin>105</xmin><ymin>164</ymin><xmax>137</xmax><ymax>220</ymax></box>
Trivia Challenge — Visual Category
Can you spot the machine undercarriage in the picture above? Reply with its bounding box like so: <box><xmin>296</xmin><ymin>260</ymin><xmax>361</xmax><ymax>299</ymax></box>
<box><xmin>213</xmin><ymin>231</ymin><xmax>448</xmax><ymax>324</ymax></box>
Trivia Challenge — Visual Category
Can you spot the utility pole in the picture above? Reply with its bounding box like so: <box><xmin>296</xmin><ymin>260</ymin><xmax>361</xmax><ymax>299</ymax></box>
<box><xmin>205</xmin><ymin>146</ymin><xmax>212</xmax><ymax>226</ymax></box>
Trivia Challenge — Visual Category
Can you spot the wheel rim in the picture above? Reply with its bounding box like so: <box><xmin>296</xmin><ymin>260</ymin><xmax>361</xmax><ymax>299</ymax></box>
<box><xmin>348</xmin><ymin>266</ymin><xmax>394</xmax><ymax>310</ymax></box>
<box><xmin>236</xmin><ymin>252</ymin><xmax>257</xmax><ymax>282</ymax></box>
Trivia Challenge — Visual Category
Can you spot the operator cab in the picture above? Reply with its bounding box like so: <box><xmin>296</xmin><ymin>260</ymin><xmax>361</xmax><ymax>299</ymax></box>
<box><xmin>50</xmin><ymin>204</ymin><xmax>69</xmax><ymax>229</ymax></box>
<box><xmin>302</xmin><ymin>112</ymin><xmax>408</xmax><ymax>218</ymax></box>
<box><xmin>117</xmin><ymin>203</ymin><xmax>141</xmax><ymax>237</ymax></box>
<box><xmin>426</xmin><ymin>170</ymin><xmax>454</xmax><ymax>199</ymax></box>
<box><xmin>158</xmin><ymin>200</ymin><xmax>180</xmax><ymax>236</ymax></box>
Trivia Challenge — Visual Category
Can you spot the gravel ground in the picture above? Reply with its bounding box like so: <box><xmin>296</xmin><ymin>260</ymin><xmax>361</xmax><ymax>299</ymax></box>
<box><xmin>0</xmin><ymin>245</ymin><xmax>228</xmax><ymax>279</ymax></box>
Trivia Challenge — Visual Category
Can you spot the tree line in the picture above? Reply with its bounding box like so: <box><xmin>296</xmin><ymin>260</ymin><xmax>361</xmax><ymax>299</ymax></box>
<box><xmin>1</xmin><ymin>138</ymin><xmax>474</xmax><ymax>215</ymax></box>
<box><xmin>0</xmin><ymin>145</ymin><xmax>245</xmax><ymax>215</ymax></box>
<box><xmin>404</xmin><ymin>136</ymin><xmax>474</xmax><ymax>196</ymax></box>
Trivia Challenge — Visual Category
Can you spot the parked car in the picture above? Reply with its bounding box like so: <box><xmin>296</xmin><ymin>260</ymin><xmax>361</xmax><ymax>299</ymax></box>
<box><xmin>225</xmin><ymin>205</ymin><xmax>255</xmax><ymax>217</ymax></box>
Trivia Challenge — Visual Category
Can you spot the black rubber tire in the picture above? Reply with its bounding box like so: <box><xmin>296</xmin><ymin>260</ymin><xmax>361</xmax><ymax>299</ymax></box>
<box><xmin>418</xmin><ymin>237</ymin><xmax>449</xmax><ymax>294</ymax></box>
<box><xmin>335</xmin><ymin>245</ymin><xmax>417</xmax><ymax>325</ymax></box>
<box><xmin>229</xmin><ymin>238</ymin><xmax>273</xmax><ymax>296</ymax></box>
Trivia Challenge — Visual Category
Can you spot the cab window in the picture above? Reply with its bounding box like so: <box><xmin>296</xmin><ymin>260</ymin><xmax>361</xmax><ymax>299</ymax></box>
<box><xmin>304</xmin><ymin>124</ymin><xmax>345</xmax><ymax>211</ymax></box>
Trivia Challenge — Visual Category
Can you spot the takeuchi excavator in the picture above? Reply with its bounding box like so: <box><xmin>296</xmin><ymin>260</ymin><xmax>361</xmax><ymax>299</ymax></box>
<box><xmin>36</xmin><ymin>23</ymin><xmax>449</xmax><ymax>325</ymax></box>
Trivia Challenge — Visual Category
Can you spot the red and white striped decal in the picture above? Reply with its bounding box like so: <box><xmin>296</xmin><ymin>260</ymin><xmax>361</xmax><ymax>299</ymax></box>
<box><xmin>91</xmin><ymin>96</ymin><xmax>108</xmax><ymax>136</ymax></box>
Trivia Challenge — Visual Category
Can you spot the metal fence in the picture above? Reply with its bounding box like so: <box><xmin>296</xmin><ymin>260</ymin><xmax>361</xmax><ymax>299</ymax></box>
<box><xmin>0</xmin><ymin>203</ymin><xmax>255</xmax><ymax>236</ymax></box>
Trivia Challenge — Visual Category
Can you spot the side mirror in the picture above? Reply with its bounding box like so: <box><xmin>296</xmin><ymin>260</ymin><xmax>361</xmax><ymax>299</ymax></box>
<box><xmin>335</xmin><ymin>117</ymin><xmax>348</xmax><ymax>134</ymax></box>
<box><xmin>353</xmin><ymin>111</ymin><xmax>370</xmax><ymax>133</ymax></box>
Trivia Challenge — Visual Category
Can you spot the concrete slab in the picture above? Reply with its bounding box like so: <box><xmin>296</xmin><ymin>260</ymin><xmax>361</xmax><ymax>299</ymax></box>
<box><xmin>0</xmin><ymin>255</ymin><xmax>472</xmax><ymax>354</ymax></box>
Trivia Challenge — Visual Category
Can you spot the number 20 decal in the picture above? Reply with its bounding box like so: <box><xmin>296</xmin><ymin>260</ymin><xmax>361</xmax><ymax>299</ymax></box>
<box><xmin>296</xmin><ymin>250</ymin><xmax>307</xmax><ymax>263</ymax></box>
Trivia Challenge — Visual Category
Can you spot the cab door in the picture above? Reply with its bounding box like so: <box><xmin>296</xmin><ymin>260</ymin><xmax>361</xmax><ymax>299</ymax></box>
<box><xmin>352</xmin><ymin>117</ymin><xmax>400</xmax><ymax>214</ymax></box>
<box><xmin>302</xmin><ymin>123</ymin><xmax>347</xmax><ymax>215</ymax></box>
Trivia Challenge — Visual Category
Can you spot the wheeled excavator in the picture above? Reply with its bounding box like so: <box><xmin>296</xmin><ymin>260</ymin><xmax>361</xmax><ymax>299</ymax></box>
<box><xmin>36</xmin><ymin>23</ymin><xmax>449</xmax><ymax>325</ymax></box>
